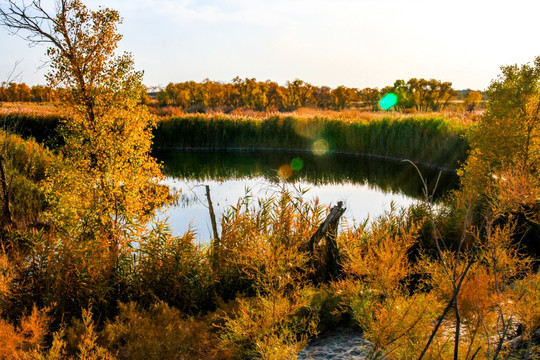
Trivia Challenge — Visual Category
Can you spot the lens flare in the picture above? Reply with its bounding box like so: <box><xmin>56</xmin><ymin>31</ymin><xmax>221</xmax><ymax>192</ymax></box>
<box><xmin>312</xmin><ymin>139</ymin><xmax>329</xmax><ymax>156</ymax></box>
<box><xmin>379</xmin><ymin>93</ymin><xmax>398</xmax><ymax>110</ymax></box>
<box><xmin>293</xmin><ymin>120</ymin><xmax>322</xmax><ymax>139</ymax></box>
<box><xmin>290</xmin><ymin>157</ymin><xmax>303</xmax><ymax>171</ymax></box>
<box><xmin>278</xmin><ymin>164</ymin><xmax>294</xmax><ymax>179</ymax></box>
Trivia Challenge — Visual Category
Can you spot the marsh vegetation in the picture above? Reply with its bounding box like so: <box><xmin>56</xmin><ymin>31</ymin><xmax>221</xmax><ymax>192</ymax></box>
<box><xmin>0</xmin><ymin>0</ymin><xmax>538</xmax><ymax>359</ymax></box>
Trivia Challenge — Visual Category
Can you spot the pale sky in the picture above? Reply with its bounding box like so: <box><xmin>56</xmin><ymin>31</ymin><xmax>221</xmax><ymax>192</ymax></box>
<box><xmin>2</xmin><ymin>0</ymin><xmax>540</xmax><ymax>90</ymax></box>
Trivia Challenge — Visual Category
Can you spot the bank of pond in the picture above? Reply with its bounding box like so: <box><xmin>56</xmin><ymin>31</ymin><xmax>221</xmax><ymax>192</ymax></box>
<box><xmin>155</xmin><ymin>150</ymin><xmax>459</xmax><ymax>239</ymax></box>
<box><xmin>3</xmin><ymin>113</ymin><xmax>540</xmax><ymax>360</ymax></box>
<box><xmin>1</xmin><ymin>112</ymin><xmax>469</xmax><ymax>170</ymax></box>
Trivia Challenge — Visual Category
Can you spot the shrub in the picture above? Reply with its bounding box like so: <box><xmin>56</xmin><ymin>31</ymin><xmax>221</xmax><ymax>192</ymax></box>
<box><xmin>0</xmin><ymin>306</ymin><xmax>50</xmax><ymax>359</ymax></box>
<box><xmin>104</xmin><ymin>302</ymin><xmax>228</xmax><ymax>360</ymax></box>
<box><xmin>133</xmin><ymin>224</ymin><xmax>215</xmax><ymax>313</ymax></box>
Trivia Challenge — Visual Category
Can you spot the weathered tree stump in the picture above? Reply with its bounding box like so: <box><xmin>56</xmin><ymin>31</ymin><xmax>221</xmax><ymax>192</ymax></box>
<box><xmin>308</xmin><ymin>201</ymin><xmax>345</xmax><ymax>281</ymax></box>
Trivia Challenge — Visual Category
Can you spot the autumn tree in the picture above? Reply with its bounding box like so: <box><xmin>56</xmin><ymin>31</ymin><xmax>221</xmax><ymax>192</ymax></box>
<box><xmin>0</xmin><ymin>82</ymin><xmax>30</xmax><ymax>102</ymax></box>
<box><xmin>459</xmin><ymin>57</ymin><xmax>540</xmax><ymax>210</ymax></box>
<box><xmin>359</xmin><ymin>87</ymin><xmax>380</xmax><ymax>111</ymax></box>
<box><xmin>202</xmin><ymin>78</ymin><xmax>225</xmax><ymax>110</ymax></box>
<box><xmin>265</xmin><ymin>80</ymin><xmax>285</xmax><ymax>111</ymax></box>
<box><xmin>381</xmin><ymin>80</ymin><xmax>412</xmax><ymax>111</ymax></box>
<box><xmin>386</xmin><ymin>78</ymin><xmax>456</xmax><ymax>112</ymax></box>
<box><xmin>284</xmin><ymin>79</ymin><xmax>313</xmax><ymax>110</ymax></box>
<box><xmin>331</xmin><ymin>85</ymin><xmax>358</xmax><ymax>110</ymax></box>
<box><xmin>1</xmin><ymin>0</ymin><xmax>168</xmax><ymax>298</ymax></box>
<box><xmin>30</xmin><ymin>84</ymin><xmax>54</xmax><ymax>102</ymax></box>
<box><xmin>426</xmin><ymin>79</ymin><xmax>456</xmax><ymax>111</ymax></box>
<box><xmin>463</xmin><ymin>90</ymin><xmax>483</xmax><ymax>112</ymax></box>
<box><xmin>311</xmin><ymin>85</ymin><xmax>333</xmax><ymax>109</ymax></box>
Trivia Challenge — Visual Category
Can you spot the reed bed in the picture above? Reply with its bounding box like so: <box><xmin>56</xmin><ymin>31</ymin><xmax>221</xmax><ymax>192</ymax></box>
<box><xmin>156</xmin><ymin>113</ymin><xmax>469</xmax><ymax>170</ymax></box>
<box><xmin>0</xmin><ymin>112</ymin><xmax>61</xmax><ymax>144</ymax></box>
<box><xmin>0</xmin><ymin>105</ymin><xmax>471</xmax><ymax>169</ymax></box>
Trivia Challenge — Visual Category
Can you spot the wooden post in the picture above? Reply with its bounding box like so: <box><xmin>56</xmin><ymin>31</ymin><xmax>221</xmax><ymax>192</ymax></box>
<box><xmin>205</xmin><ymin>185</ymin><xmax>220</xmax><ymax>267</ymax></box>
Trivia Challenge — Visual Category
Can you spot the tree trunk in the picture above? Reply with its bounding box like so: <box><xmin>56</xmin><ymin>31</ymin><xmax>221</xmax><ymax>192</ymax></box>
<box><xmin>0</xmin><ymin>153</ymin><xmax>13</xmax><ymax>227</ymax></box>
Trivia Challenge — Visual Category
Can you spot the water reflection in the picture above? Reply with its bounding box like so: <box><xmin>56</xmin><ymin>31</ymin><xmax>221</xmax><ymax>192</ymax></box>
<box><xmin>154</xmin><ymin>150</ymin><xmax>459</xmax><ymax>240</ymax></box>
<box><xmin>155</xmin><ymin>150</ymin><xmax>458</xmax><ymax>201</ymax></box>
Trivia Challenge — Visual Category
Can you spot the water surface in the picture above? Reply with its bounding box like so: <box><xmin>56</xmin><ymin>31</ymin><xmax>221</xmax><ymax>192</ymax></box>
<box><xmin>155</xmin><ymin>150</ymin><xmax>458</xmax><ymax>242</ymax></box>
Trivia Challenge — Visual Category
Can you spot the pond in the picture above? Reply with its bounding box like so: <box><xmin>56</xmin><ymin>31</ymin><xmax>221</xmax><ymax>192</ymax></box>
<box><xmin>154</xmin><ymin>150</ymin><xmax>459</xmax><ymax>243</ymax></box>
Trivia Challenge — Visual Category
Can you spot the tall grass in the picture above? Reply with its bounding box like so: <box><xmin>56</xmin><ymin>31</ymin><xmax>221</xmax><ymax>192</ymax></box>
<box><xmin>155</xmin><ymin>114</ymin><xmax>469</xmax><ymax>169</ymax></box>
<box><xmin>1</xmin><ymin>108</ymin><xmax>469</xmax><ymax>169</ymax></box>
<box><xmin>0</xmin><ymin>113</ymin><xmax>61</xmax><ymax>145</ymax></box>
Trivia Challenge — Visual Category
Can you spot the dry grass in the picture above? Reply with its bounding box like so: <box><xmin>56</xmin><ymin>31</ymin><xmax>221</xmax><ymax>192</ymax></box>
<box><xmin>149</xmin><ymin>105</ymin><xmax>481</xmax><ymax>125</ymax></box>
<box><xmin>2</xmin><ymin>101</ymin><xmax>481</xmax><ymax>127</ymax></box>
<box><xmin>0</xmin><ymin>101</ymin><xmax>61</xmax><ymax>116</ymax></box>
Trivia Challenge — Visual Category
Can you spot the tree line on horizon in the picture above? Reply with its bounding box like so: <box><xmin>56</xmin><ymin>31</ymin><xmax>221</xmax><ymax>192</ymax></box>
<box><xmin>0</xmin><ymin>82</ymin><xmax>55</xmax><ymax>102</ymax></box>
<box><xmin>153</xmin><ymin>77</ymin><xmax>485</xmax><ymax>113</ymax></box>
<box><xmin>1</xmin><ymin>78</ymin><xmax>485</xmax><ymax>113</ymax></box>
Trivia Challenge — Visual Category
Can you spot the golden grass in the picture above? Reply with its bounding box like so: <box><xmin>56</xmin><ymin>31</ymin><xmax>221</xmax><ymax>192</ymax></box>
<box><xmin>2</xmin><ymin>101</ymin><xmax>481</xmax><ymax>127</ymax></box>
<box><xmin>150</xmin><ymin>105</ymin><xmax>481</xmax><ymax>126</ymax></box>
<box><xmin>0</xmin><ymin>101</ymin><xmax>61</xmax><ymax>116</ymax></box>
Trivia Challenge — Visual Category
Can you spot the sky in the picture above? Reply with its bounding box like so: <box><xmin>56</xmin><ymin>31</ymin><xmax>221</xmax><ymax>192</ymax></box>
<box><xmin>2</xmin><ymin>0</ymin><xmax>540</xmax><ymax>90</ymax></box>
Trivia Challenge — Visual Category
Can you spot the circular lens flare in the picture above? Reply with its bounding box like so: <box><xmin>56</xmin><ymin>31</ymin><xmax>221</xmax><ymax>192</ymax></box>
<box><xmin>312</xmin><ymin>139</ymin><xmax>329</xmax><ymax>156</ymax></box>
<box><xmin>278</xmin><ymin>164</ymin><xmax>294</xmax><ymax>179</ymax></box>
<box><xmin>290</xmin><ymin>157</ymin><xmax>303</xmax><ymax>171</ymax></box>
<box><xmin>294</xmin><ymin>120</ymin><xmax>322</xmax><ymax>139</ymax></box>
<box><xmin>379</xmin><ymin>93</ymin><xmax>398</xmax><ymax>110</ymax></box>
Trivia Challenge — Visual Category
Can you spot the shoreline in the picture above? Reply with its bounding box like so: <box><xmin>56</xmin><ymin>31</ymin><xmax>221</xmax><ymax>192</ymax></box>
<box><xmin>153</xmin><ymin>145</ymin><xmax>459</xmax><ymax>173</ymax></box>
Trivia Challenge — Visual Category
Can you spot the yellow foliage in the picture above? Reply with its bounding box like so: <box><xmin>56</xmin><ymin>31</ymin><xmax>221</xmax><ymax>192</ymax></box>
<box><xmin>489</xmin><ymin>165</ymin><xmax>539</xmax><ymax>214</ymax></box>
<box><xmin>215</xmin><ymin>189</ymin><xmax>324</xmax><ymax>296</ymax></box>
<box><xmin>0</xmin><ymin>306</ymin><xmax>49</xmax><ymax>359</ymax></box>
<box><xmin>510</xmin><ymin>272</ymin><xmax>540</xmax><ymax>340</ymax></box>
<box><xmin>0</xmin><ymin>252</ymin><xmax>13</xmax><ymax>301</ymax></box>
<box><xmin>211</xmin><ymin>190</ymin><xmax>325</xmax><ymax>358</ymax></box>
<box><xmin>364</xmin><ymin>293</ymin><xmax>447</xmax><ymax>359</ymax></box>
<box><xmin>105</xmin><ymin>302</ymin><xmax>228</xmax><ymax>360</ymax></box>
<box><xmin>219</xmin><ymin>293</ymin><xmax>318</xmax><ymax>360</ymax></box>
<box><xmin>458</xmin><ymin>57</ymin><xmax>540</xmax><ymax>213</ymax></box>
<box><xmin>342</xmin><ymin>208</ymin><xmax>418</xmax><ymax>297</ymax></box>
<box><xmin>69</xmin><ymin>309</ymin><xmax>116</xmax><ymax>360</ymax></box>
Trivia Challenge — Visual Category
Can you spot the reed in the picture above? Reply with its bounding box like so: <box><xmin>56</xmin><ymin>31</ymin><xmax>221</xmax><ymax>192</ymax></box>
<box><xmin>155</xmin><ymin>114</ymin><xmax>469</xmax><ymax>169</ymax></box>
<box><xmin>1</xmin><ymin>109</ymin><xmax>469</xmax><ymax>169</ymax></box>
<box><xmin>0</xmin><ymin>113</ymin><xmax>61</xmax><ymax>145</ymax></box>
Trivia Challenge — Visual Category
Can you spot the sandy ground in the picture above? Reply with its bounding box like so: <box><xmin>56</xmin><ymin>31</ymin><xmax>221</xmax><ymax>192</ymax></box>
<box><xmin>298</xmin><ymin>326</ymin><xmax>372</xmax><ymax>359</ymax></box>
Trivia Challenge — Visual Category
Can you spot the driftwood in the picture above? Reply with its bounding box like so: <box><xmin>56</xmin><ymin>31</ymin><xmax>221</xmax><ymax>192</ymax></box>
<box><xmin>308</xmin><ymin>201</ymin><xmax>345</xmax><ymax>280</ymax></box>
<box><xmin>506</xmin><ymin>327</ymin><xmax>540</xmax><ymax>353</ymax></box>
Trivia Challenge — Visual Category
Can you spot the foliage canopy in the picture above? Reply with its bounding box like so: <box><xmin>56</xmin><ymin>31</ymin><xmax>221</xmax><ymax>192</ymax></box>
<box><xmin>460</xmin><ymin>57</ymin><xmax>540</xmax><ymax>211</ymax></box>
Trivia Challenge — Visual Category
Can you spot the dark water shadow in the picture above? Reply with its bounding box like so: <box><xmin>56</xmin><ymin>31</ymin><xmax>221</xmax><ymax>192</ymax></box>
<box><xmin>154</xmin><ymin>150</ymin><xmax>459</xmax><ymax>201</ymax></box>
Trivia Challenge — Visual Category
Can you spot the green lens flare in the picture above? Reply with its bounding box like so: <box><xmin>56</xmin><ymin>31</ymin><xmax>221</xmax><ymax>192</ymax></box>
<box><xmin>290</xmin><ymin>157</ymin><xmax>303</xmax><ymax>171</ymax></box>
<box><xmin>379</xmin><ymin>93</ymin><xmax>398</xmax><ymax>110</ymax></box>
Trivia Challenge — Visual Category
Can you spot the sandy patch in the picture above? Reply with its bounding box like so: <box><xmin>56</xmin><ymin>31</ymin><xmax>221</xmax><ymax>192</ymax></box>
<box><xmin>298</xmin><ymin>326</ymin><xmax>372</xmax><ymax>359</ymax></box>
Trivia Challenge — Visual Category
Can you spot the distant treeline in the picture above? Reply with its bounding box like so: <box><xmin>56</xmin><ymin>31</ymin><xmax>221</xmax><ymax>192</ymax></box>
<box><xmin>2</xmin><ymin>78</ymin><xmax>485</xmax><ymax>113</ymax></box>
<box><xmin>154</xmin><ymin>77</ymin><xmax>485</xmax><ymax>113</ymax></box>
<box><xmin>0</xmin><ymin>82</ymin><xmax>55</xmax><ymax>102</ymax></box>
